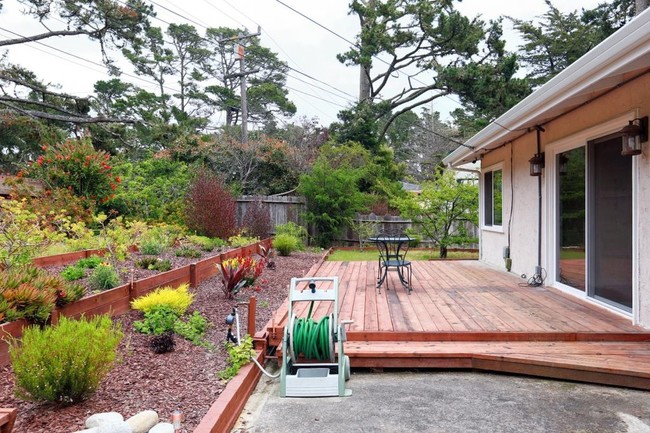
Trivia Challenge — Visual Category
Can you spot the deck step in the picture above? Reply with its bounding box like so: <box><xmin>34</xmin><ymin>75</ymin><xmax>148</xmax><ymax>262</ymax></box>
<box><xmin>344</xmin><ymin>340</ymin><xmax>650</xmax><ymax>390</ymax></box>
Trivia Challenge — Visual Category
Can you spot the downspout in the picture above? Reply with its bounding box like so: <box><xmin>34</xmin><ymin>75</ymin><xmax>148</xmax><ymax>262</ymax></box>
<box><xmin>534</xmin><ymin>126</ymin><xmax>545</xmax><ymax>283</ymax></box>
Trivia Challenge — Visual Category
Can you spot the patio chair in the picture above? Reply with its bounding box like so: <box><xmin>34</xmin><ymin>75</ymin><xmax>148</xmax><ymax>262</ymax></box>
<box><xmin>375</xmin><ymin>233</ymin><xmax>412</xmax><ymax>294</ymax></box>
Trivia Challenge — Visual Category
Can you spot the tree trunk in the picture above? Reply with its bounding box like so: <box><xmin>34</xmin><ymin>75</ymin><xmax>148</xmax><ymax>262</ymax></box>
<box><xmin>439</xmin><ymin>245</ymin><xmax>448</xmax><ymax>259</ymax></box>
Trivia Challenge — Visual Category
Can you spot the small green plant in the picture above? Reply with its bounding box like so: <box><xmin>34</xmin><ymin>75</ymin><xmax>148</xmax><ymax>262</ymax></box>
<box><xmin>175</xmin><ymin>246</ymin><xmax>202</xmax><ymax>258</ymax></box>
<box><xmin>76</xmin><ymin>255</ymin><xmax>102</xmax><ymax>269</ymax></box>
<box><xmin>218</xmin><ymin>335</ymin><xmax>255</xmax><ymax>381</ymax></box>
<box><xmin>60</xmin><ymin>265</ymin><xmax>85</xmax><ymax>281</ymax></box>
<box><xmin>273</xmin><ymin>233</ymin><xmax>299</xmax><ymax>256</ymax></box>
<box><xmin>187</xmin><ymin>235</ymin><xmax>225</xmax><ymax>252</ymax></box>
<box><xmin>139</xmin><ymin>239</ymin><xmax>165</xmax><ymax>255</ymax></box>
<box><xmin>88</xmin><ymin>264</ymin><xmax>120</xmax><ymax>291</ymax></box>
<box><xmin>61</xmin><ymin>283</ymin><xmax>85</xmax><ymax>304</ymax></box>
<box><xmin>131</xmin><ymin>284</ymin><xmax>194</xmax><ymax>316</ymax></box>
<box><xmin>274</xmin><ymin>222</ymin><xmax>307</xmax><ymax>250</ymax></box>
<box><xmin>133</xmin><ymin>305</ymin><xmax>179</xmax><ymax>335</ymax></box>
<box><xmin>9</xmin><ymin>315</ymin><xmax>123</xmax><ymax>404</ymax></box>
<box><xmin>136</xmin><ymin>257</ymin><xmax>171</xmax><ymax>271</ymax></box>
<box><xmin>174</xmin><ymin>311</ymin><xmax>212</xmax><ymax>348</ymax></box>
<box><xmin>228</xmin><ymin>234</ymin><xmax>260</xmax><ymax>248</ymax></box>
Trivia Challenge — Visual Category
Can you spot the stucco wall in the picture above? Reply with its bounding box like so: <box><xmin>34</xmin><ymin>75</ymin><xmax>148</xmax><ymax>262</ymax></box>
<box><xmin>479</xmin><ymin>72</ymin><xmax>650</xmax><ymax>326</ymax></box>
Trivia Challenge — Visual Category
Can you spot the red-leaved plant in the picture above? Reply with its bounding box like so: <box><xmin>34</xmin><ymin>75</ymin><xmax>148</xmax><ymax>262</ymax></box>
<box><xmin>217</xmin><ymin>256</ymin><xmax>266</xmax><ymax>299</ymax></box>
<box><xmin>185</xmin><ymin>170</ymin><xmax>237</xmax><ymax>239</ymax></box>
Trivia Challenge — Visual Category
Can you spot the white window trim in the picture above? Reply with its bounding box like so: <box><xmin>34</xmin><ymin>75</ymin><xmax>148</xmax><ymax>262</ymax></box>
<box><xmin>481</xmin><ymin>162</ymin><xmax>504</xmax><ymax>232</ymax></box>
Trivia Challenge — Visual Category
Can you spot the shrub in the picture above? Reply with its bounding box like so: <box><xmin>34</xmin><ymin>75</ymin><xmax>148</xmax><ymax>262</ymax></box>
<box><xmin>139</xmin><ymin>239</ymin><xmax>164</xmax><ymax>255</ymax></box>
<box><xmin>60</xmin><ymin>265</ymin><xmax>85</xmax><ymax>281</ymax></box>
<box><xmin>174</xmin><ymin>311</ymin><xmax>211</xmax><ymax>348</ymax></box>
<box><xmin>187</xmin><ymin>235</ymin><xmax>225</xmax><ymax>252</ymax></box>
<box><xmin>240</xmin><ymin>200</ymin><xmax>271</xmax><ymax>239</ymax></box>
<box><xmin>24</xmin><ymin>138</ymin><xmax>120</xmax><ymax>212</ymax></box>
<box><xmin>274</xmin><ymin>222</ymin><xmax>307</xmax><ymax>250</ymax></box>
<box><xmin>228</xmin><ymin>234</ymin><xmax>260</xmax><ymax>248</ymax></box>
<box><xmin>76</xmin><ymin>255</ymin><xmax>102</xmax><ymax>269</ymax></box>
<box><xmin>88</xmin><ymin>264</ymin><xmax>120</xmax><ymax>291</ymax></box>
<box><xmin>218</xmin><ymin>335</ymin><xmax>255</xmax><ymax>381</ymax></box>
<box><xmin>273</xmin><ymin>233</ymin><xmax>299</xmax><ymax>256</ymax></box>
<box><xmin>61</xmin><ymin>283</ymin><xmax>85</xmax><ymax>304</ymax></box>
<box><xmin>149</xmin><ymin>332</ymin><xmax>176</xmax><ymax>354</ymax></box>
<box><xmin>133</xmin><ymin>305</ymin><xmax>179</xmax><ymax>335</ymax></box>
<box><xmin>9</xmin><ymin>315</ymin><xmax>123</xmax><ymax>404</ymax></box>
<box><xmin>185</xmin><ymin>170</ymin><xmax>237</xmax><ymax>239</ymax></box>
<box><xmin>175</xmin><ymin>246</ymin><xmax>202</xmax><ymax>258</ymax></box>
<box><xmin>131</xmin><ymin>283</ymin><xmax>193</xmax><ymax>316</ymax></box>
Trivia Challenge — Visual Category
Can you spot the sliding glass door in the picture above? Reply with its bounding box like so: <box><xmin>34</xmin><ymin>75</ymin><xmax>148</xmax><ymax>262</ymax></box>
<box><xmin>556</xmin><ymin>136</ymin><xmax>633</xmax><ymax>311</ymax></box>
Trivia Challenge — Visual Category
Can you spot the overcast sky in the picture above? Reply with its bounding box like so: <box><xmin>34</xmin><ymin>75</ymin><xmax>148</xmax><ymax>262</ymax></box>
<box><xmin>1</xmin><ymin>0</ymin><xmax>603</xmax><ymax>127</ymax></box>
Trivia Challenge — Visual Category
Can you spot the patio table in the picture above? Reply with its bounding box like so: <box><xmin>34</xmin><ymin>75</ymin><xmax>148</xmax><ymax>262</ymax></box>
<box><xmin>369</xmin><ymin>235</ymin><xmax>412</xmax><ymax>293</ymax></box>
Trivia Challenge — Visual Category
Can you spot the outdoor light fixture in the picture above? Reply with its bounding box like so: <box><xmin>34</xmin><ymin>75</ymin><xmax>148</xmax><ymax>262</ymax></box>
<box><xmin>619</xmin><ymin>116</ymin><xmax>648</xmax><ymax>156</ymax></box>
<box><xmin>529</xmin><ymin>152</ymin><xmax>545</xmax><ymax>176</ymax></box>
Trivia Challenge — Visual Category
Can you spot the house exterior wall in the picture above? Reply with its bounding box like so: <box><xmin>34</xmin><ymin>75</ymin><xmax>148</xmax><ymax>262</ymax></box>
<box><xmin>479</xmin><ymin>73</ymin><xmax>650</xmax><ymax>326</ymax></box>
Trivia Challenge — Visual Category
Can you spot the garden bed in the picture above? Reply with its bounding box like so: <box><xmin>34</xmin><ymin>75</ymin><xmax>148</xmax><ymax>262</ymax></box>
<box><xmin>0</xmin><ymin>251</ymin><xmax>323</xmax><ymax>433</ymax></box>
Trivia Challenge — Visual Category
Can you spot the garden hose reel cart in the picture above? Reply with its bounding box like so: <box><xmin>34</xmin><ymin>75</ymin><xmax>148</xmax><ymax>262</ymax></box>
<box><xmin>280</xmin><ymin>277</ymin><xmax>352</xmax><ymax>397</ymax></box>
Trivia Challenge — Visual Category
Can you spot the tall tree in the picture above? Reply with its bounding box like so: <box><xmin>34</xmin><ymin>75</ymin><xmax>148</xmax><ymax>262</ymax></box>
<box><xmin>510</xmin><ymin>0</ymin><xmax>636</xmax><ymax>87</ymax></box>
<box><xmin>336</xmin><ymin>0</ymin><xmax>500</xmax><ymax>139</ymax></box>
<box><xmin>0</xmin><ymin>0</ymin><xmax>152</xmax><ymax>124</ymax></box>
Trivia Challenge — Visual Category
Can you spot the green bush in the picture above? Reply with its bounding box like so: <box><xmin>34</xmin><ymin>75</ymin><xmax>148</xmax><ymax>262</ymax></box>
<box><xmin>139</xmin><ymin>239</ymin><xmax>164</xmax><ymax>255</ymax></box>
<box><xmin>88</xmin><ymin>264</ymin><xmax>120</xmax><ymax>291</ymax></box>
<box><xmin>76</xmin><ymin>256</ymin><xmax>103</xmax><ymax>269</ymax></box>
<box><xmin>9</xmin><ymin>315</ymin><xmax>123</xmax><ymax>404</ymax></box>
<box><xmin>186</xmin><ymin>235</ymin><xmax>224</xmax><ymax>252</ymax></box>
<box><xmin>228</xmin><ymin>234</ymin><xmax>259</xmax><ymax>248</ymax></box>
<box><xmin>218</xmin><ymin>335</ymin><xmax>255</xmax><ymax>381</ymax></box>
<box><xmin>274</xmin><ymin>222</ymin><xmax>307</xmax><ymax>250</ymax></box>
<box><xmin>133</xmin><ymin>305</ymin><xmax>179</xmax><ymax>335</ymax></box>
<box><xmin>175</xmin><ymin>246</ymin><xmax>202</xmax><ymax>258</ymax></box>
<box><xmin>60</xmin><ymin>265</ymin><xmax>85</xmax><ymax>281</ymax></box>
<box><xmin>273</xmin><ymin>233</ymin><xmax>299</xmax><ymax>256</ymax></box>
<box><xmin>136</xmin><ymin>257</ymin><xmax>171</xmax><ymax>271</ymax></box>
<box><xmin>61</xmin><ymin>283</ymin><xmax>85</xmax><ymax>304</ymax></box>
<box><xmin>174</xmin><ymin>311</ymin><xmax>212</xmax><ymax>348</ymax></box>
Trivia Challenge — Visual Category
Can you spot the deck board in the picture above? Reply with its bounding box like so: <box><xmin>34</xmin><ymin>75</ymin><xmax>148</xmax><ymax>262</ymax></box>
<box><xmin>267</xmin><ymin>258</ymin><xmax>650</xmax><ymax>389</ymax></box>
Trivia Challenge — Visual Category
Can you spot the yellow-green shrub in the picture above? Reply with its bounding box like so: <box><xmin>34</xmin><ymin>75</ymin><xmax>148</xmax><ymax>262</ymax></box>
<box><xmin>10</xmin><ymin>315</ymin><xmax>123</xmax><ymax>404</ymax></box>
<box><xmin>131</xmin><ymin>283</ymin><xmax>194</xmax><ymax>315</ymax></box>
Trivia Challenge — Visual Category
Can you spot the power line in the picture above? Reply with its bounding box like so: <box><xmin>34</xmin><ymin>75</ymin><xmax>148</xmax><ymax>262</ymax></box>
<box><xmin>285</xmin><ymin>85</ymin><xmax>349</xmax><ymax>109</ymax></box>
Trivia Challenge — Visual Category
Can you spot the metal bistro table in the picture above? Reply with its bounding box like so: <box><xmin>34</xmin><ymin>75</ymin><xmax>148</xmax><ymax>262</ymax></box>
<box><xmin>369</xmin><ymin>234</ymin><xmax>412</xmax><ymax>294</ymax></box>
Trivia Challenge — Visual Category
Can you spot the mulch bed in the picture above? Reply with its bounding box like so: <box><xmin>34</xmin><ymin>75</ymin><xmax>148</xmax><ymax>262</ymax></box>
<box><xmin>0</xmin><ymin>250</ymin><xmax>323</xmax><ymax>433</ymax></box>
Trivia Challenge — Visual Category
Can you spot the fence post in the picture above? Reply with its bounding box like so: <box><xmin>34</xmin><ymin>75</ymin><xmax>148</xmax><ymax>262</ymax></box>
<box><xmin>247</xmin><ymin>296</ymin><xmax>257</xmax><ymax>337</ymax></box>
<box><xmin>189</xmin><ymin>263</ymin><xmax>197</xmax><ymax>288</ymax></box>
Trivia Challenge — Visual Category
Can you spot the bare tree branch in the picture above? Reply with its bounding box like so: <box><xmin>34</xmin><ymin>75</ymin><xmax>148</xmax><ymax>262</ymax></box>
<box><xmin>0</xmin><ymin>101</ymin><xmax>136</xmax><ymax>124</ymax></box>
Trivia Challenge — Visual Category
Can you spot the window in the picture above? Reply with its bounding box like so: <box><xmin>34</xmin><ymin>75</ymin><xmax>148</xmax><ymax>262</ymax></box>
<box><xmin>484</xmin><ymin>168</ymin><xmax>502</xmax><ymax>227</ymax></box>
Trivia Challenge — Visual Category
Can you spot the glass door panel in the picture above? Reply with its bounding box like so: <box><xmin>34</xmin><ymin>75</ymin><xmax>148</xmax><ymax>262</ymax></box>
<box><xmin>557</xmin><ymin>148</ymin><xmax>586</xmax><ymax>290</ymax></box>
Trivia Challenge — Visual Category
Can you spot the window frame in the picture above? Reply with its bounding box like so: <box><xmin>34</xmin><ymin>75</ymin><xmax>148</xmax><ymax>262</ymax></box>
<box><xmin>482</xmin><ymin>164</ymin><xmax>503</xmax><ymax>230</ymax></box>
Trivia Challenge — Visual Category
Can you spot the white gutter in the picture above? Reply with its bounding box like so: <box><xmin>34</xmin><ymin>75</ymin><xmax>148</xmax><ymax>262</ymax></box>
<box><xmin>443</xmin><ymin>7</ymin><xmax>650</xmax><ymax>167</ymax></box>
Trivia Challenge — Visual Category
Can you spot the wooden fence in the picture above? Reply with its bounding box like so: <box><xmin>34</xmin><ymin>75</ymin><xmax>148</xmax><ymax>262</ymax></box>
<box><xmin>236</xmin><ymin>195</ymin><xmax>305</xmax><ymax>233</ymax></box>
<box><xmin>0</xmin><ymin>239</ymin><xmax>272</xmax><ymax>367</ymax></box>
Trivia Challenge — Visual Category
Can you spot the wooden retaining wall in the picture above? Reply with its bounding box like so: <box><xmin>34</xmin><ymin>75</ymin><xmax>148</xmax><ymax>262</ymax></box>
<box><xmin>1</xmin><ymin>238</ymin><xmax>273</xmax><ymax>367</ymax></box>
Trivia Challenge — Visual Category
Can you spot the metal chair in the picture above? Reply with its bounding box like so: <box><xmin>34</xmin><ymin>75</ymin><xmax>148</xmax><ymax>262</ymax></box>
<box><xmin>375</xmin><ymin>233</ymin><xmax>412</xmax><ymax>294</ymax></box>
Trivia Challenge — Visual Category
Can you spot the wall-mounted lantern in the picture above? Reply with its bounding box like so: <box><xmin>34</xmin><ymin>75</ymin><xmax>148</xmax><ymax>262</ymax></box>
<box><xmin>558</xmin><ymin>153</ymin><xmax>569</xmax><ymax>175</ymax></box>
<box><xmin>619</xmin><ymin>116</ymin><xmax>648</xmax><ymax>156</ymax></box>
<box><xmin>529</xmin><ymin>152</ymin><xmax>545</xmax><ymax>176</ymax></box>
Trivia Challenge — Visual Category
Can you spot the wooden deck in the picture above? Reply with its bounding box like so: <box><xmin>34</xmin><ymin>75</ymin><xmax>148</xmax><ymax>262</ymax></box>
<box><xmin>267</xmin><ymin>260</ymin><xmax>650</xmax><ymax>390</ymax></box>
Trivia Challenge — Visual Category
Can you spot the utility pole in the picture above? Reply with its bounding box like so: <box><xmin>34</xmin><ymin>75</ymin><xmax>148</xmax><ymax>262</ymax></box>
<box><xmin>224</xmin><ymin>27</ymin><xmax>261</xmax><ymax>144</ymax></box>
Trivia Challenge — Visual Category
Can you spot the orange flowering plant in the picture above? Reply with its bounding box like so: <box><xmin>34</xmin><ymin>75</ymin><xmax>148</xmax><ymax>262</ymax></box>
<box><xmin>217</xmin><ymin>256</ymin><xmax>266</xmax><ymax>299</ymax></box>
<box><xmin>24</xmin><ymin>137</ymin><xmax>121</xmax><ymax>211</ymax></box>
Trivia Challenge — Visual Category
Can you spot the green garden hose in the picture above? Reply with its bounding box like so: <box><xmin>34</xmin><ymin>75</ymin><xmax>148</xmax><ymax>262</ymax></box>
<box><xmin>291</xmin><ymin>302</ymin><xmax>333</xmax><ymax>361</ymax></box>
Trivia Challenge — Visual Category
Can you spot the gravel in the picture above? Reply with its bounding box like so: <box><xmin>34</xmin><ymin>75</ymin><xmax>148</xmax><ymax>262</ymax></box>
<box><xmin>0</xmin><ymin>249</ymin><xmax>324</xmax><ymax>433</ymax></box>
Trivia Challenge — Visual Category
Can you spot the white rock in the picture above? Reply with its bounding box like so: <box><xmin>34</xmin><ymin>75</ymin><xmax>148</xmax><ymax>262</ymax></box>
<box><xmin>71</xmin><ymin>428</ymin><xmax>99</xmax><ymax>433</ymax></box>
<box><xmin>125</xmin><ymin>410</ymin><xmax>159</xmax><ymax>433</ymax></box>
<box><xmin>148</xmin><ymin>422</ymin><xmax>175</xmax><ymax>433</ymax></box>
<box><xmin>96</xmin><ymin>421</ymin><xmax>132</xmax><ymax>433</ymax></box>
<box><xmin>86</xmin><ymin>412</ymin><xmax>124</xmax><ymax>428</ymax></box>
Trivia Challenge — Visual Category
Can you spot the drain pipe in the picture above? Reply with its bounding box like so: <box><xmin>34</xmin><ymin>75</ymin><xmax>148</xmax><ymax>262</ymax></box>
<box><xmin>534</xmin><ymin>126</ymin><xmax>545</xmax><ymax>285</ymax></box>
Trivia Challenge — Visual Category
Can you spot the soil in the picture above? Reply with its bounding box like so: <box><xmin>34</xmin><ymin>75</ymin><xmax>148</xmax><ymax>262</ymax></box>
<box><xmin>0</xmin><ymin>249</ymin><xmax>324</xmax><ymax>433</ymax></box>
